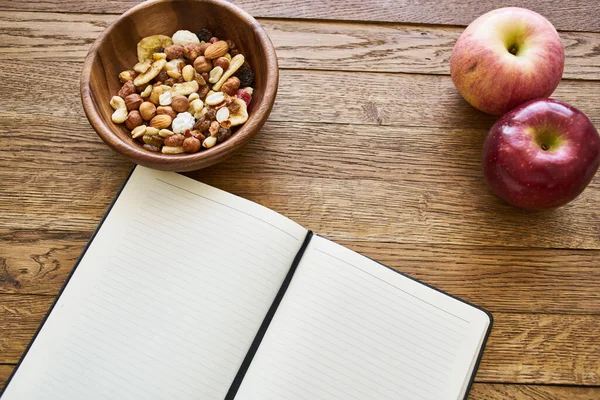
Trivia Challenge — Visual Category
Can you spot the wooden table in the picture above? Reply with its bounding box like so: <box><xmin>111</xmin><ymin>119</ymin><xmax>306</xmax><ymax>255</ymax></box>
<box><xmin>1</xmin><ymin>0</ymin><xmax>599</xmax><ymax>398</ymax></box>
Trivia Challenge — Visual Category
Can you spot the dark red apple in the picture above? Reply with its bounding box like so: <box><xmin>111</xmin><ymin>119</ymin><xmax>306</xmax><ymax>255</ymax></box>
<box><xmin>483</xmin><ymin>98</ymin><xmax>600</xmax><ymax>210</ymax></box>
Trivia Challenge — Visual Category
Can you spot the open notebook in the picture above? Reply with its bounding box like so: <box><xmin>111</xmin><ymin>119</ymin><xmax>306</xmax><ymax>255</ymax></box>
<box><xmin>1</xmin><ymin>166</ymin><xmax>492</xmax><ymax>400</ymax></box>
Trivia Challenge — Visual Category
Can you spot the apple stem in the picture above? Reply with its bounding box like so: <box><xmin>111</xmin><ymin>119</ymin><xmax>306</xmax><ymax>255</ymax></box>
<box><xmin>509</xmin><ymin>45</ymin><xmax>518</xmax><ymax>55</ymax></box>
<box><xmin>541</xmin><ymin>143</ymin><xmax>549</xmax><ymax>151</ymax></box>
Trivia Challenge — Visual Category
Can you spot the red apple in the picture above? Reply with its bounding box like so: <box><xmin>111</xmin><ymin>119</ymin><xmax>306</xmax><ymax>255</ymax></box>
<box><xmin>450</xmin><ymin>7</ymin><xmax>564</xmax><ymax>115</ymax></box>
<box><xmin>483</xmin><ymin>99</ymin><xmax>600</xmax><ymax>210</ymax></box>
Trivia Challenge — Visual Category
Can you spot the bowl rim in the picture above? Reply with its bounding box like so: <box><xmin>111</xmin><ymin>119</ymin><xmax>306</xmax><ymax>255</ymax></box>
<box><xmin>80</xmin><ymin>0</ymin><xmax>278</xmax><ymax>170</ymax></box>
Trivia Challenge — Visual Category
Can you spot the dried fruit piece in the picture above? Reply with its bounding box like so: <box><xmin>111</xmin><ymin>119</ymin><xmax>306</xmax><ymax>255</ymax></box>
<box><xmin>228</xmin><ymin>98</ymin><xmax>248</xmax><ymax>126</ymax></box>
<box><xmin>235</xmin><ymin>89</ymin><xmax>252</xmax><ymax>106</ymax></box>
<box><xmin>133</xmin><ymin>59</ymin><xmax>167</xmax><ymax>86</ymax></box>
<box><xmin>235</xmin><ymin>66</ymin><xmax>254</xmax><ymax>87</ymax></box>
<box><xmin>133</xmin><ymin>61</ymin><xmax>152</xmax><ymax>74</ymax></box>
<box><xmin>217</xmin><ymin>127</ymin><xmax>231</xmax><ymax>143</ymax></box>
<box><xmin>196</xmin><ymin>28</ymin><xmax>213</xmax><ymax>43</ymax></box>
<box><xmin>137</xmin><ymin>35</ymin><xmax>173</xmax><ymax>62</ymax></box>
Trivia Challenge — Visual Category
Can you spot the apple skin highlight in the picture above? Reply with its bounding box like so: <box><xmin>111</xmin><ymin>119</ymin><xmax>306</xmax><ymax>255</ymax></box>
<box><xmin>450</xmin><ymin>7</ymin><xmax>564</xmax><ymax>115</ymax></box>
<box><xmin>482</xmin><ymin>99</ymin><xmax>600</xmax><ymax>210</ymax></box>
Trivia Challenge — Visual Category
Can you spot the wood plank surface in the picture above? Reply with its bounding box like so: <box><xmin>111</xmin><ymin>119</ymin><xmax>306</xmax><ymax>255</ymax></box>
<box><xmin>3</xmin><ymin>235</ymin><xmax>600</xmax><ymax>314</ymax></box>
<box><xmin>2</xmin><ymin>123</ymin><xmax>600</xmax><ymax>250</ymax></box>
<box><xmin>2</xmin><ymin>11</ymin><xmax>600</xmax><ymax>80</ymax></box>
<box><xmin>0</xmin><ymin>364</ymin><xmax>596</xmax><ymax>400</ymax></box>
<box><xmin>1</xmin><ymin>0</ymin><xmax>599</xmax><ymax>33</ymax></box>
<box><xmin>3</xmin><ymin>58</ymin><xmax>599</xmax><ymax>133</ymax></box>
<box><xmin>1</xmin><ymin>295</ymin><xmax>598</xmax><ymax>385</ymax></box>
<box><xmin>1</xmin><ymin>0</ymin><xmax>599</xmax><ymax>396</ymax></box>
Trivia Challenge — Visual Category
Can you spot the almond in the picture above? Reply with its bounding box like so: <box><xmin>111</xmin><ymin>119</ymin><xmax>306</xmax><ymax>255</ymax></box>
<box><xmin>150</xmin><ymin>114</ymin><xmax>172</xmax><ymax>129</ymax></box>
<box><xmin>204</xmin><ymin>40</ymin><xmax>229</xmax><ymax>59</ymax></box>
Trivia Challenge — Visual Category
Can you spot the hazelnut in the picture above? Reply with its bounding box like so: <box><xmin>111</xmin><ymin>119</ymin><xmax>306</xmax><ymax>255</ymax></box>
<box><xmin>125</xmin><ymin>93</ymin><xmax>143</xmax><ymax>111</ymax></box>
<box><xmin>139</xmin><ymin>102</ymin><xmax>157</xmax><ymax>121</ymax></box>
<box><xmin>198</xmin><ymin>42</ymin><xmax>211</xmax><ymax>55</ymax></box>
<box><xmin>150</xmin><ymin>114</ymin><xmax>173</xmax><ymax>130</ymax></box>
<box><xmin>193</xmin><ymin>56</ymin><xmax>212</xmax><ymax>73</ymax></box>
<box><xmin>183</xmin><ymin>42</ymin><xmax>203</xmax><ymax>60</ymax></box>
<box><xmin>220</xmin><ymin>76</ymin><xmax>240</xmax><ymax>96</ymax></box>
<box><xmin>164</xmin><ymin>133</ymin><xmax>185</xmax><ymax>147</ymax></box>
<box><xmin>119</xmin><ymin>70</ymin><xmax>137</xmax><ymax>83</ymax></box>
<box><xmin>124</xmin><ymin>110</ymin><xmax>143</xmax><ymax>130</ymax></box>
<box><xmin>164</xmin><ymin>44</ymin><xmax>184</xmax><ymax>60</ymax></box>
<box><xmin>213</xmin><ymin>57</ymin><xmax>230</xmax><ymax>71</ymax></box>
<box><xmin>118</xmin><ymin>81</ymin><xmax>136</xmax><ymax>98</ymax></box>
<box><xmin>156</xmin><ymin>106</ymin><xmax>177</xmax><ymax>119</ymax></box>
<box><xmin>183</xmin><ymin>136</ymin><xmax>201</xmax><ymax>153</ymax></box>
<box><xmin>171</xmin><ymin>95</ymin><xmax>190</xmax><ymax>113</ymax></box>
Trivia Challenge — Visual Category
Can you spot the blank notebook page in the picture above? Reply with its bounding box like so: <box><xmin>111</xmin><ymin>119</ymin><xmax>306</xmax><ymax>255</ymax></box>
<box><xmin>1</xmin><ymin>166</ymin><xmax>307</xmax><ymax>400</ymax></box>
<box><xmin>235</xmin><ymin>235</ymin><xmax>490</xmax><ymax>400</ymax></box>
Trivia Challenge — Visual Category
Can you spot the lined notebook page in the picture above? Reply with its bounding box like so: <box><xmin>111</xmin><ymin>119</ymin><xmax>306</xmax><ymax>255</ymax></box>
<box><xmin>235</xmin><ymin>235</ymin><xmax>490</xmax><ymax>400</ymax></box>
<box><xmin>2</xmin><ymin>166</ymin><xmax>307</xmax><ymax>400</ymax></box>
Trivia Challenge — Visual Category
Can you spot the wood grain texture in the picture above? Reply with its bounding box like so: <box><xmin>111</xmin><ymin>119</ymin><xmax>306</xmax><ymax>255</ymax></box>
<box><xmin>0</xmin><ymin>233</ymin><xmax>600</xmax><ymax>315</ymax></box>
<box><xmin>468</xmin><ymin>384</ymin><xmax>600</xmax><ymax>399</ymax></box>
<box><xmin>1</xmin><ymin>0</ymin><xmax>600</xmax><ymax>33</ymax></box>
<box><xmin>0</xmin><ymin>365</ymin><xmax>596</xmax><ymax>399</ymax></box>
<box><xmin>2</xmin><ymin>236</ymin><xmax>600</xmax><ymax>314</ymax></box>
<box><xmin>1</xmin><ymin>294</ymin><xmax>598</xmax><ymax>384</ymax></box>
<box><xmin>3</xmin><ymin>120</ymin><xmax>600</xmax><ymax>250</ymax></box>
<box><xmin>2</xmin><ymin>11</ymin><xmax>600</xmax><ymax>80</ymax></box>
<box><xmin>3</xmin><ymin>59</ymin><xmax>599</xmax><ymax>132</ymax></box>
<box><xmin>1</xmin><ymin>0</ymin><xmax>600</xmax><ymax>394</ymax></box>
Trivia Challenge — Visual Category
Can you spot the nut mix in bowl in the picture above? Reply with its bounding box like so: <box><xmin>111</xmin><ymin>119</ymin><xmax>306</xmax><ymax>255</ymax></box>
<box><xmin>111</xmin><ymin>28</ymin><xmax>255</xmax><ymax>154</ymax></box>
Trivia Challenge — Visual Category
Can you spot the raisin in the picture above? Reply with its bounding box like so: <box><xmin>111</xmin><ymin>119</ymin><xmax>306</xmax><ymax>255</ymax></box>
<box><xmin>196</xmin><ymin>28</ymin><xmax>213</xmax><ymax>43</ymax></box>
<box><xmin>235</xmin><ymin>67</ymin><xmax>254</xmax><ymax>87</ymax></box>
<box><xmin>217</xmin><ymin>127</ymin><xmax>232</xmax><ymax>143</ymax></box>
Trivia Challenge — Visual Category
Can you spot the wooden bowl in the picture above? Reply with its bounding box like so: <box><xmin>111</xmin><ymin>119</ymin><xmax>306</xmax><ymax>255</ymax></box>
<box><xmin>80</xmin><ymin>0</ymin><xmax>278</xmax><ymax>172</ymax></box>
